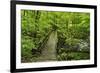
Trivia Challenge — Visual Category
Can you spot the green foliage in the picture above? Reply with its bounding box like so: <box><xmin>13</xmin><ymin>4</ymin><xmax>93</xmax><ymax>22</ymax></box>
<box><xmin>21</xmin><ymin>10</ymin><xmax>90</xmax><ymax>62</ymax></box>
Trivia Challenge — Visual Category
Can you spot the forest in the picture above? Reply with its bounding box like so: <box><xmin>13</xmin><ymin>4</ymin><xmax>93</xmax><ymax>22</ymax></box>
<box><xmin>21</xmin><ymin>10</ymin><xmax>90</xmax><ymax>63</ymax></box>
